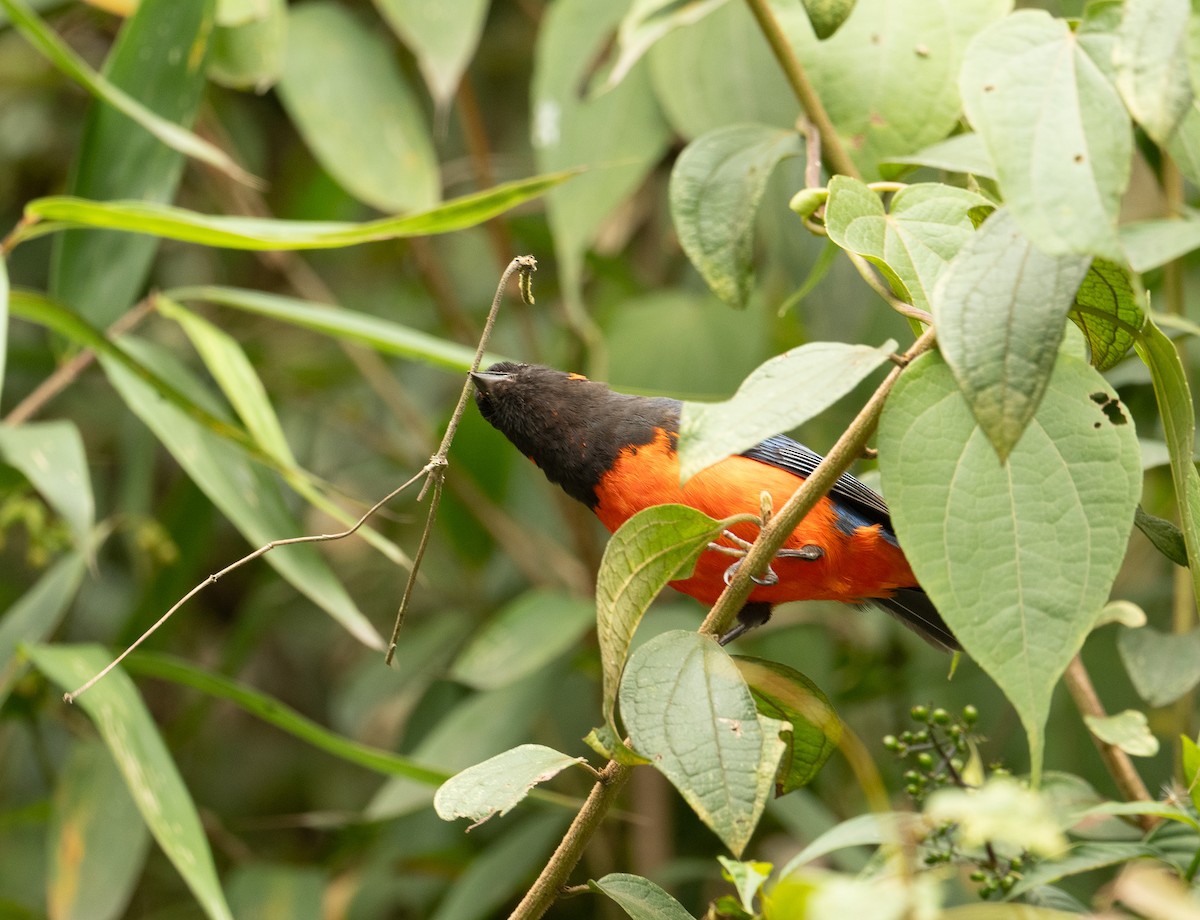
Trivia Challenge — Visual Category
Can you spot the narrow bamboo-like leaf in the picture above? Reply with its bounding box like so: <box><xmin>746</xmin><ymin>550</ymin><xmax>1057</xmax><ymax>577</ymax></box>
<box><xmin>596</xmin><ymin>505</ymin><xmax>732</xmax><ymax>735</ymax></box>
<box><xmin>598</xmin><ymin>0</ymin><xmax>727</xmax><ymax>96</ymax></box>
<box><xmin>824</xmin><ymin>176</ymin><xmax>989</xmax><ymax>313</ymax></box>
<box><xmin>589</xmin><ymin>873</ymin><xmax>696</xmax><ymax>920</ymax></box>
<box><xmin>449</xmin><ymin>590</ymin><xmax>595</xmax><ymax>690</ymax></box>
<box><xmin>1120</xmin><ymin>218</ymin><xmax>1200</xmax><ymax>272</ymax></box>
<box><xmin>533</xmin><ymin>0</ymin><xmax>671</xmax><ymax>304</ymax></box>
<box><xmin>0</xmin><ymin>550</ymin><xmax>85</xmax><ymax>707</ymax></box>
<box><xmin>620</xmin><ymin>630</ymin><xmax>786</xmax><ymax>856</ymax></box>
<box><xmin>885</xmin><ymin>133</ymin><xmax>996</xmax><ymax>179</ymax></box>
<box><xmin>0</xmin><ymin>420</ymin><xmax>94</xmax><ymax>553</ymax></box>
<box><xmin>48</xmin><ymin>740</ymin><xmax>151</xmax><ymax>920</ymax></box>
<box><xmin>670</xmin><ymin>124</ymin><xmax>803</xmax><ymax>308</ymax></box>
<box><xmin>1136</xmin><ymin>319</ymin><xmax>1200</xmax><ymax>609</ymax></box>
<box><xmin>169</xmin><ymin>285</ymin><xmax>497</xmax><ymax>372</ymax></box>
<box><xmin>1077</xmin><ymin>799</ymin><xmax>1200</xmax><ymax>832</ymax></box>
<box><xmin>932</xmin><ymin>209</ymin><xmax>1091</xmax><ymax>460</ymax></box>
<box><xmin>209</xmin><ymin>0</ymin><xmax>285</xmax><ymax>91</ymax></box>
<box><xmin>960</xmin><ymin>10</ymin><xmax>1131</xmax><ymax>258</ymax></box>
<box><xmin>0</xmin><ymin>0</ymin><xmax>255</xmax><ymax>187</ymax></box>
<box><xmin>1117</xmin><ymin>625</ymin><xmax>1200</xmax><ymax>707</ymax></box>
<box><xmin>734</xmin><ymin>657</ymin><xmax>840</xmax><ymax>794</ymax></box>
<box><xmin>28</xmin><ymin>644</ymin><xmax>234</xmax><ymax>920</ymax></box>
<box><xmin>778</xmin><ymin>812</ymin><xmax>920</xmax><ymax>876</ymax></box>
<box><xmin>1182</xmin><ymin>735</ymin><xmax>1200</xmax><ymax>815</ymax></box>
<box><xmin>123</xmin><ymin>652</ymin><xmax>448</xmax><ymax>783</ymax></box>
<box><xmin>677</xmin><ymin>341</ymin><xmax>895</xmax><ymax>481</ymax></box>
<box><xmin>433</xmin><ymin>744</ymin><xmax>587</xmax><ymax>825</ymax></box>
<box><xmin>1113</xmin><ymin>0</ymin><xmax>1192</xmax><ymax>146</ymax></box>
<box><xmin>1083</xmin><ymin>710</ymin><xmax>1159</xmax><ymax>757</ymax></box>
<box><xmin>1007</xmin><ymin>842</ymin><xmax>1168</xmax><ymax>899</ymax></box>
<box><xmin>878</xmin><ymin>352</ymin><xmax>1141</xmax><ymax>782</ymax></box>
<box><xmin>1068</xmin><ymin>259</ymin><xmax>1146</xmax><ymax>372</ymax></box>
<box><xmin>19</xmin><ymin>168</ymin><xmax>577</xmax><ymax>250</ymax></box>
<box><xmin>372</xmin><ymin>0</ymin><xmax>489</xmax><ymax>111</ymax></box>
<box><xmin>102</xmin><ymin>337</ymin><xmax>384</xmax><ymax>650</ymax></box>
<box><xmin>278</xmin><ymin>2</ymin><xmax>437</xmax><ymax>213</ymax></box>
<box><xmin>50</xmin><ymin>0</ymin><xmax>215</xmax><ymax>327</ymax></box>
<box><xmin>800</xmin><ymin>0</ymin><xmax>857</xmax><ymax>39</ymax></box>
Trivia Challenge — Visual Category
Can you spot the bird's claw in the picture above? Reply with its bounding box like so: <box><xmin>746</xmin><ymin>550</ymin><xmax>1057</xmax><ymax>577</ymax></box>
<box><xmin>723</xmin><ymin>558</ymin><xmax>779</xmax><ymax>587</ymax></box>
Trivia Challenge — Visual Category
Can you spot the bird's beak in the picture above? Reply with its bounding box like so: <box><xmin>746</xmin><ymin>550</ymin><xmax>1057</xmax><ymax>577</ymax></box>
<box><xmin>470</xmin><ymin>370</ymin><xmax>508</xmax><ymax>395</ymax></box>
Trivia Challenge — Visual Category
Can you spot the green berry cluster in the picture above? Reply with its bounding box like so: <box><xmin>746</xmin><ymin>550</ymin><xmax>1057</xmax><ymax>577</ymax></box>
<box><xmin>883</xmin><ymin>704</ymin><xmax>1027</xmax><ymax>899</ymax></box>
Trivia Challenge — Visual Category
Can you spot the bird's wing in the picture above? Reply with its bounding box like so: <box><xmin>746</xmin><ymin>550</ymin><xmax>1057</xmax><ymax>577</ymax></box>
<box><xmin>740</xmin><ymin>435</ymin><xmax>893</xmax><ymax>531</ymax></box>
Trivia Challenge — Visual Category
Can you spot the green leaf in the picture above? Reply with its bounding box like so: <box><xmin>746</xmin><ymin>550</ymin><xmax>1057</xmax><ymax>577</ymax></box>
<box><xmin>1006</xmin><ymin>842</ymin><xmax>1167</xmax><ymax>899</ymax></box>
<box><xmin>677</xmin><ymin>340</ymin><xmax>896</xmax><ymax>481</ymax></box>
<box><xmin>0</xmin><ymin>550</ymin><xmax>86</xmax><ymax>707</ymax></box>
<box><xmin>824</xmin><ymin>176</ymin><xmax>990</xmax><ymax>313</ymax></box>
<box><xmin>101</xmin><ymin>337</ymin><xmax>384</xmax><ymax>650</ymax></box>
<box><xmin>932</xmin><ymin>209</ymin><xmax>1092</xmax><ymax>460</ymax></box>
<box><xmin>778</xmin><ymin>812</ymin><xmax>920</xmax><ymax>876</ymax></box>
<box><xmin>1136</xmin><ymin>319</ymin><xmax>1200</xmax><ymax>609</ymax></box>
<box><xmin>1068</xmin><ymin>259</ymin><xmax>1146</xmax><ymax>372</ymax></box>
<box><xmin>1077</xmin><ymin>799</ymin><xmax>1200</xmax><ymax>833</ymax></box>
<box><xmin>1117</xmin><ymin>626</ymin><xmax>1200</xmax><ymax>707</ymax></box>
<box><xmin>1113</xmin><ymin>0</ymin><xmax>1193</xmax><ymax>146</ymax></box>
<box><xmin>169</xmin><ymin>285</ymin><xmax>499</xmax><ymax>372</ymax></box>
<box><xmin>533</xmin><ymin>0</ymin><xmax>671</xmax><ymax>304</ymax></box>
<box><xmin>367</xmin><ymin>670</ymin><xmax>557</xmax><ymax>819</ymax></box>
<box><xmin>0</xmin><ymin>420</ymin><xmax>95</xmax><ymax>553</ymax></box>
<box><xmin>1182</xmin><ymin>735</ymin><xmax>1200</xmax><ymax>814</ymax></box>
<box><xmin>47</xmin><ymin>740</ymin><xmax>151</xmax><ymax>920</ymax></box>
<box><xmin>123</xmin><ymin>652</ymin><xmax>448</xmax><ymax>783</ymax></box>
<box><xmin>620</xmin><ymin>630</ymin><xmax>786</xmax><ymax>856</ymax></box>
<box><xmin>430</xmin><ymin>812</ymin><xmax>569</xmax><ymax>920</ymax></box>
<box><xmin>0</xmin><ymin>0</ymin><xmax>254</xmax><ymax>188</ymax></box>
<box><xmin>733</xmin><ymin>657</ymin><xmax>840</xmax><ymax>794</ymax></box>
<box><xmin>1120</xmin><ymin>218</ymin><xmax>1200</xmax><ymax>272</ymax></box>
<box><xmin>599</xmin><ymin>0</ymin><xmax>728</xmax><ymax>96</ymax></box>
<box><xmin>960</xmin><ymin>9</ymin><xmax>1131</xmax><ymax>259</ymax></box>
<box><xmin>1167</xmin><ymin>102</ymin><xmax>1200</xmax><ymax>187</ymax></box>
<box><xmin>28</xmin><ymin>644</ymin><xmax>234</xmax><ymax>920</ymax></box>
<box><xmin>1094</xmin><ymin>599</ymin><xmax>1147</xmax><ymax>629</ymax></box>
<box><xmin>449</xmin><ymin>589</ymin><xmax>595</xmax><ymax>690</ymax></box>
<box><xmin>0</xmin><ymin>256</ymin><xmax>8</xmax><ymax>405</ymax></box>
<box><xmin>648</xmin><ymin>0</ymin><xmax>800</xmax><ymax>140</ymax></box>
<box><xmin>791</xmin><ymin>0</ymin><xmax>1011</xmax><ymax>178</ymax></box>
<box><xmin>590</xmin><ymin>873</ymin><xmax>696</xmax><ymax>920</ymax></box>
<box><xmin>209</xmin><ymin>0</ymin><xmax>285</xmax><ymax>91</ymax></box>
<box><xmin>884</xmin><ymin>133</ymin><xmax>996</xmax><ymax>179</ymax></box>
<box><xmin>596</xmin><ymin>505</ymin><xmax>732</xmax><ymax>737</ymax></box>
<box><xmin>1082</xmin><ymin>710</ymin><xmax>1159</xmax><ymax>757</ymax></box>
<box><xmin>800</xmin><ymin>0</ymin><xmax>857</xmax><ymax>39</ymax></box>
<box><xmin>433</xmin><ymin>744</ymin><xmax>587</xmax><ymax>825</ymax></box>
<box><xmin>372</xmin><ymin>0</ymin><xmax>488</xmax><ymax>112</ymax></box>
<box><xmin>277</xmin><ymin>2</ymin><xmax>437</xmax><ymax>213</ymax></box>
<box><xmin>49</xmin><ymin>0</ymin><xmax>215</xmax><ymax>326</ymax></box>
<box><xmin>878</xmin><ymin>352</ymin><xmax>1142</xmax><ymax>781</ymax></box>
<box><xmin>670</xmin><ymin>124</ymin><xmax>803</xmax><ymax>308</ymax></box>
<box><xmin>20</xmin><ymin>168</ymin><xmax>576</xmax><ymax>251</ymax></box>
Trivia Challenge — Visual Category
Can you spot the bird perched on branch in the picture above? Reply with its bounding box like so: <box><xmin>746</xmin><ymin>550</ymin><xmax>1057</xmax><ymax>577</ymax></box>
<box><xmin>472</xmin><ymin>361</ymin><xmax>956</xmax><ymax>650</ymax></box>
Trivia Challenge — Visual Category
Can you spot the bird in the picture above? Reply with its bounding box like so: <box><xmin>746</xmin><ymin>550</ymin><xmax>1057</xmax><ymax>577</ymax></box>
<box><xmin>471</xmin><ymin>361</ymin><xmax>957</xmax><ymax>651</ymax></box>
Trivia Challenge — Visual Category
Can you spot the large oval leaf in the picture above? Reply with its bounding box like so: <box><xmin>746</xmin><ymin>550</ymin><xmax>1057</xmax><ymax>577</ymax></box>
<box><xmin>374</xmin><ymin>0</ymin><xmax>489</xmax><ymax>111</ymax></box>
<box><xmin>878</xmin><ymin>351</ymin><xmax>1141</xmax><ymax>781</ymax></box>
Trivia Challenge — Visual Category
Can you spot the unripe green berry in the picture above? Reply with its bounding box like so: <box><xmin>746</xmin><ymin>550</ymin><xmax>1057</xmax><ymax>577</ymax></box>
<box><xmin>931</xmin><ymin>707</ymin><xmax>951</xmax><ymax>725</ymax></box>
<box><xmin>963</xmin><ymin>705</ymin><xmax>979</xmax><ymax>724</ymax></box>
<box><xmin>910</xmin><ymin>704</ymin><xmax>929</xmax><ymax>722</ymax></box>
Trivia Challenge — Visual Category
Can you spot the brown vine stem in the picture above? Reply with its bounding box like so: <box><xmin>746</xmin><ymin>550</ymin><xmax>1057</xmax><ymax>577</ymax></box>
<box><xmin>744</xmin><ymin>0</ymin><xmax>861</xmax><ymax>181</ymax></box>
<box><xmin>1062</xmin><ymin>654</ymin><xmax>1157</xmax><ymax>833</ymax></box>
<box><xmin>384</xmin><ymin>255</ymin><xmax>537</xmax><ymax>664</ymax></box>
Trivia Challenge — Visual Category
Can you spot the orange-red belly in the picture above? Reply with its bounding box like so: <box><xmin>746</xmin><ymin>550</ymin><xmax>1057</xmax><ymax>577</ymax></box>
<box><xmin>592</xmin><ymin>429</ymin><xmax>916</xmax><ymax>605</ymax></box>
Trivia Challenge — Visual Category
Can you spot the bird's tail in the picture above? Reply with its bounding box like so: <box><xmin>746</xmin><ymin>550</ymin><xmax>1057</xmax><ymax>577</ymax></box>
<box><xmin>873</xmin><ymin>588</ymin><xmax>959</xmax><ymax>651</ymax></box>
